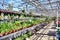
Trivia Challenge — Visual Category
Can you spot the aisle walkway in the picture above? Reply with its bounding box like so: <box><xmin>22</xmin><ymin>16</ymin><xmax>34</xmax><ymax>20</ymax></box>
<box><xmin>28</xmin><ymin>21</ymin><xmax>57</xmax><ymax>40</ymax></box>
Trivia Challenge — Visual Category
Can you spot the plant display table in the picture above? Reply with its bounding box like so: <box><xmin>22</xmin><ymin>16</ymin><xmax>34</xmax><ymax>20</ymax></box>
<box><xmin>0</xmin><ymin>24</ymin><xmax>40</xmax><ymax>40</ymax></box>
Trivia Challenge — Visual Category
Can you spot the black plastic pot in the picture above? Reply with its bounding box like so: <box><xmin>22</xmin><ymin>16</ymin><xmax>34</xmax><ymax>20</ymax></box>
<box><xmin>35</xmin><ymin>27</ymin><xmax>40</xmax><ymax>31</ymax></box>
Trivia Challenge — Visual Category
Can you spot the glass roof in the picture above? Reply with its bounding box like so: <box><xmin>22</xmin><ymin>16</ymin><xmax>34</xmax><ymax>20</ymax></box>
<box><xmin>39</xmin><ymin>0</ymin><xmax>58</xmax><ymax>10</ymax></box>
<box><xmin>0</xmin><ymin>0</ymin><xmax>59</xmax><ymax>11</ymax></box>
<box><xmin>0</xmin><ymin>0</ymin><xmax>36</xmax><ymax>11</ymax></box>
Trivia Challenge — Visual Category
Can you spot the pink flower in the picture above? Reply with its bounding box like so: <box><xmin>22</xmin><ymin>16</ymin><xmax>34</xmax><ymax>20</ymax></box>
<box><xmin>56</xmin><ymin>21</ymin><xmax>60</xmax><ymax>24</ymax></box>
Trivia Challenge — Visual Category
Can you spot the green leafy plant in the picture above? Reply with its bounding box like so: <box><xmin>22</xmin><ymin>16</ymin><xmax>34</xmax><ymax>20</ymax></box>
<box><xmin>57</xmin><ymin>28</ymin><xmax>60</xmax><ymax>33</ymax></box>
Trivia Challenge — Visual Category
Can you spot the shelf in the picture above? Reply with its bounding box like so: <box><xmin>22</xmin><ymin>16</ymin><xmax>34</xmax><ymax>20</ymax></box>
<box><xmin>0</xmin><ymin>24</ymin><xmax>40</xmax><ymax>40</ymax></box>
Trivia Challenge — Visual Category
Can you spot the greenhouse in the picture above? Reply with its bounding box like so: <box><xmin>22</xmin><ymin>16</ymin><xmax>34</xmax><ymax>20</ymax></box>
<box><xmin>0</xmin><ymin>0</ymin><xmax>59</xmax><ymax>40</ymax></box>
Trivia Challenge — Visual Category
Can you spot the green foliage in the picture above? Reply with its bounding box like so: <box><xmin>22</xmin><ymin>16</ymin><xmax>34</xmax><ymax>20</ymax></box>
<box><xmin>15</xmin><ymin>35</ymin><xmax>24</xmax><ymax>40</ymax></box>
<box><xmin>0</xmin><ymin>19</ymin><xmax>45</xmax><ymax>34</ymax></box>
<box><xmin>14</xmin><ymin>32</ymin><xmax>32</xmax><ymax>40</ymax></box>
<box><xmin>57</xmin><ymin>28</ymin><xmax>60</xmax><ymax>33</ymax></box>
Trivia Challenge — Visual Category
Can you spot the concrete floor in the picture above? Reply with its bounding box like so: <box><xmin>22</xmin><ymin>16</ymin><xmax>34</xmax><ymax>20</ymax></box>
<box><xmin>26</xmin><ymin>21</ymin><xmax>57</xmax><ymax>40</ymax></box>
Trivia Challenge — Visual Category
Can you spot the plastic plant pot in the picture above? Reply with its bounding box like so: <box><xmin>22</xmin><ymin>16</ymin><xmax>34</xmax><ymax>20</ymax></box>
<box><xmin>32</xmin><ymin>30</ymin><xmax>36</xmax><ymax>34</ymax></box>
<box><xmin>35</xmin><ymin>27</ymin><xmax>40</xmax><ymax>31</ymax></box>
<box><xmin>5</xmin><ymin>32</ymin><xmax>9</xmax><ymax>35</ymax></box>
<box><xmin>9</xmin><ymin>30</ymin><xmax>16</xmax><ymax>34</ymax></box>
<box><xmin>13</xmin><ymin>30</ymin><xmax>16</xmax><ymax>32</ymax></box>
<box><xmin>0</xmin><ymin>30</ymin><xmax>6</xmax><ymax>36</ymax></box>
<box><xmin>0</xmin><ymin>32</ymin><xmax>5</xmax><ymax>37</ymax></box>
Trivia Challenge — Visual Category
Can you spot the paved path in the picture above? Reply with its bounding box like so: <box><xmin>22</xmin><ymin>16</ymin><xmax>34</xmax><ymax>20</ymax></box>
<box><xmin>28</xmin><ymin>21</ymin><xmax>57</xmax><ymax>40</ymax></box>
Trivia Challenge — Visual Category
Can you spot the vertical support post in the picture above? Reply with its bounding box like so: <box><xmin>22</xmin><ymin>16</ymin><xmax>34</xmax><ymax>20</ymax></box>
<box><xmin>56</xmin><ymin>0</ymin><xmax>60</xmax><ymax>40</ymax></box>
<box><xmin>2</xmin><ymin>0</ymin><xmax>4</xmax><ymax>9</ymax></box>
<box><xmin>57</xmin><ymin>9</ymin><xmax>58</xmax><ymax>28</ymax></box>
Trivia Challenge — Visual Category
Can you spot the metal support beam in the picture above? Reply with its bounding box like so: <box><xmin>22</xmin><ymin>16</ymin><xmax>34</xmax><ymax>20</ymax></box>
<box><xmin>22</xmin><ymin>0</ymin><xmax>48</xmax><ymax>12</ymax></box>
<box><xmin>42</xmin><ymin>1</ymin><xmax>59</xmax><ymax>5</ymax></box>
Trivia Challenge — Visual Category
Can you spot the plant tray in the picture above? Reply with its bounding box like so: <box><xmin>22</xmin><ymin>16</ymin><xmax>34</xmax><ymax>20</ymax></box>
<box><xmin>0</xmin><ymin>24</ymin><xmax>40</xmax><ymax>40</ymax></box>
